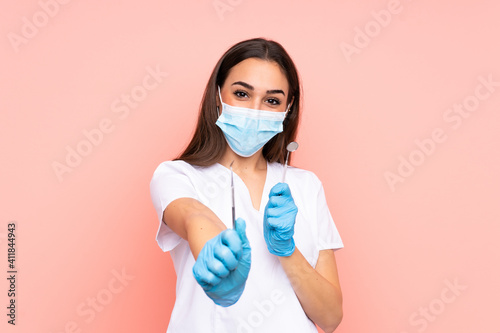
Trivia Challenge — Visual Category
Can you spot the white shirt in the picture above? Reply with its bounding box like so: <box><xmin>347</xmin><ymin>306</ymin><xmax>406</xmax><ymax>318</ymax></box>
<box><xmin>150</xmin><ymin>160</ymin><xmax>343</xmax><ymax>333</ymax></box>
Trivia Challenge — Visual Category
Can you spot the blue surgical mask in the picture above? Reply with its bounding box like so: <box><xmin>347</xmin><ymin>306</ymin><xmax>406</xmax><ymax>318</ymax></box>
<box><xmin>215</xmin><ymin>86</ymin><xmax>290</xmax><ymax>157</ymax></box>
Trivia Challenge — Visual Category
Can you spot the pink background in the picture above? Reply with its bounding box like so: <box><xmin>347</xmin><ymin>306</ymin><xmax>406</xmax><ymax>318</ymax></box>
<box><xmin>1</xmin><ymin>1</ymin><xmax>499</xmax><ymax>332</ymax></box>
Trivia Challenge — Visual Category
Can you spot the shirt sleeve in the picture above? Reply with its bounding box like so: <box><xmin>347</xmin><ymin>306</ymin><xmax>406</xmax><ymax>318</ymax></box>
<box><xmin>149</xmin><ymin>160</ymin><xmax>199</xmax><ymax>252</ymax></box>
<box><xmin>316</xmin><ymin>181</ymin><xmax>344</xmax><ymax>251</ymax></box>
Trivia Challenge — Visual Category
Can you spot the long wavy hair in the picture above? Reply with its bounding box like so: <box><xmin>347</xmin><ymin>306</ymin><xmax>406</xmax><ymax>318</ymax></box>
<box><xmin>175</xmin><ymin>38</ymin><xmax>301</xmax><ymax>166</ymax></box>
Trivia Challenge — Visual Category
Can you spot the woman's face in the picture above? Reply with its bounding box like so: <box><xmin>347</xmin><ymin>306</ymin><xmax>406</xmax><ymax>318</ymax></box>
<box><xmin>219</xmin><ymin>58</ymin><xmax>290</xmax><ymax>112</ymax></box>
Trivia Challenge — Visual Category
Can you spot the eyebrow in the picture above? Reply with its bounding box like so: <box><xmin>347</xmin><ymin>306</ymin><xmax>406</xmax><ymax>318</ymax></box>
<box><xmin>231</xmin><ymin>81</ymin><xmax>285</xmax><ymax>96</ymax></box>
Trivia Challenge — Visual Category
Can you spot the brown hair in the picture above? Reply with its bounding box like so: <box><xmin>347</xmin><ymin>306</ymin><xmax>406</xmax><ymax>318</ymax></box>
<box><xmin>175</xmin><ymin>38</ymin><xmax>301</xmax><ymax>166</ymax></box>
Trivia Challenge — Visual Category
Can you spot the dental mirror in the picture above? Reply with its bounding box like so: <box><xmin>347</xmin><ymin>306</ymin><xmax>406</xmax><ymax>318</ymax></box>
<box><xmin>282</xmin><ymin>142</ymin><xmax>299</xmax><ymax>183</ymax></box>
<box><xmin>230</xmin><ymin>161</ymin><xmax>235</xmax><ymax>229</ymax></box>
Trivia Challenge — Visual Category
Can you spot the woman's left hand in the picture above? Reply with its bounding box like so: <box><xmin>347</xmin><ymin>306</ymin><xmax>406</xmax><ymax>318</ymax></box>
<box><xmin>263</xmin><ymin>182</ymin><xmax>297</xmax><ymax>257</ymax></box>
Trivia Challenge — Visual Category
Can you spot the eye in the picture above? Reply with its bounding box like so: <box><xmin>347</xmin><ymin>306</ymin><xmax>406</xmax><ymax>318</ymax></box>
<box><xmin>233</xmin><ymin>90</ymin><xmax>248</xmax><ymax>98</ymax></box>
<box><xmin>266</xmin><ymin>97</ymin><xmax>282</xmax><ymax>106</ymax></box>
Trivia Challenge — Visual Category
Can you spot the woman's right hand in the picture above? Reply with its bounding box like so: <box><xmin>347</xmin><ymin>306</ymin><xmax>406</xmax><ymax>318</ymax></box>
<box><xmin>192</xmin><ymin>218</ymin><xmax>251</xmax><ymax>307</ymax></box>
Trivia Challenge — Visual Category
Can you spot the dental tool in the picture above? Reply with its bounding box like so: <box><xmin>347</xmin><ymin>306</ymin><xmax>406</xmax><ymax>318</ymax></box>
<box><xmin>282</xmin><ymin>142</ymin><xmax>299</xmax><ymax>183</ymax></box>
<box><xmin>230</xmin><ymin>160</ymin><xmax>235</xmax><ymax>229</ymax></box>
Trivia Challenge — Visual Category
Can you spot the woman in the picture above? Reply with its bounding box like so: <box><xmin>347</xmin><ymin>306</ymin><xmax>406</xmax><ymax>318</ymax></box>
<box><xmin>150</xmin><ymin>38</ymin><xmax>343</xmax><ymax>332</ymax></box>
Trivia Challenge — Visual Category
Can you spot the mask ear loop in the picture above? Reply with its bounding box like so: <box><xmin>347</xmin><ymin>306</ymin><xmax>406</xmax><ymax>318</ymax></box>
<box><xmin>216</xmin><ymin>86</ymin><xmax>223</xmax><ymax>117</ymax></box>
<box><xmin>282</xmin><ymin>103</ymin><xmax>291</xmax><ymax>157</ymax></box>
<box><xmin>284</xmin><ymin>102</ymin><xmax>292</xmax><ymax>119</ymax></box>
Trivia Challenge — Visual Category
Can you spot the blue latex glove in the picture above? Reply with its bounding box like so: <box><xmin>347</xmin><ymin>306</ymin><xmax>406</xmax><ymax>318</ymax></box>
<box><xmin>192</xmin><ymin>218</ymin><xmax>251</xmax><ymax>307</ymax></box>
<box><xmin>263</xmin><ymin>182</ymin><xmax>298</xmax><ymax>257</ymax></box>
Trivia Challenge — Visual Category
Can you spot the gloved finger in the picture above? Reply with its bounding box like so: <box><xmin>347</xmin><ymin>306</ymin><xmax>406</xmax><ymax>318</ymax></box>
<box><xmin>265</xmin><ymin>205</ymin><xmax>295</xmax><ymax>222</ymax></box>
<box><xmin>214</xmin><ymin>242</ymin><xmax>238</xmax><ymax>271</ymax></box>
<box><xmin>220</xmin><ymin>229</ymin><xmax>243</xmax><ymax>260</ymax></box>
<box><xmin>271</xmin><ymin>225</ymin><xmax>294</xmax><ymax>240</ymax></box>
<box><xmin>235</xmin><ymin>218</ymin><xmax>250</xmax><ymax>249</ymax></box>
<box><xmin>264</xmin><ymin>206</ymin><xmax>281</xmax><ymax>220</ymax></box>
<box><xmin>267</xmin><ymin>195</ymin><xmax>289</xmax><ymax>210</ymax></box>
<box><xmin>193</xmin><ymin>264</ymin><xmax>222</xmax><ymax>290</ymax></box>
<box><xmin>269</xmin><ymin>182</ymin><xmax>292</xmax><ymax>198</ymax></box>
<box><xmin>207</xmin><ymin>256</ymin><xmax>231</xmax><ymax>278</ymax></box>
<box><xmin>266</xmin><ymin>216</ymin><xmax>295</xmax><ymax>232</ymax></box>
<box><xmin>265</xmin><ymin>216</ymin><xmax>279</xmax><ymax>228</ymax></box>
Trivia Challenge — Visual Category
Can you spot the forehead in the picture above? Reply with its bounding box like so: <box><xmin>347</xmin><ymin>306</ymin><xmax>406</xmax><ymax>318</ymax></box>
<box><xmin>225</xmin><ymin>58</ymin><xmax>289</xmax><ymax>92</ymax></box>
